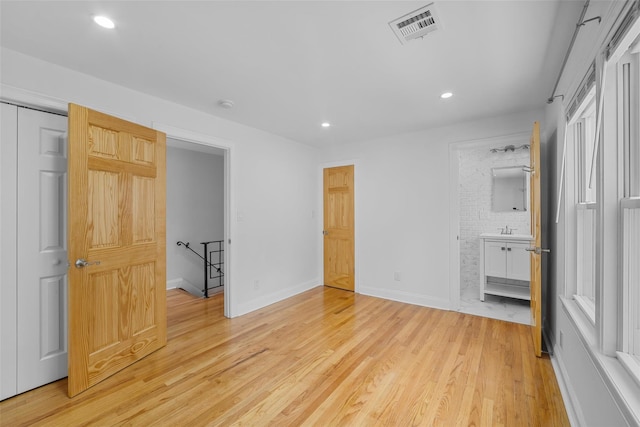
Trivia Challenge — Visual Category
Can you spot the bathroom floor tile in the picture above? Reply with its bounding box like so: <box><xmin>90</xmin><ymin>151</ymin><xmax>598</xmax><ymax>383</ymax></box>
<box><xmin>459</xmin><ymin>286</ymin><xmax>531</xmax><ymax>325</ymax></box>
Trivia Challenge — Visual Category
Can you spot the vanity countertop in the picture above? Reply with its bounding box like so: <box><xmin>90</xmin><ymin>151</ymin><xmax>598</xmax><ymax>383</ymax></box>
<box><xmin>479</xmin><ymin>233</ymin><xmax>533</xmax><ymax>241</ymax></box>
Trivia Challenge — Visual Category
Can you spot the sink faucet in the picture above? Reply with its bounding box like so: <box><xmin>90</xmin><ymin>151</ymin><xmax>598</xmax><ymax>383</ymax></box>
<box><xmin>499</xmin><ymin>225</ymin><xmax>516</xmax><ymax>235</ymax></box>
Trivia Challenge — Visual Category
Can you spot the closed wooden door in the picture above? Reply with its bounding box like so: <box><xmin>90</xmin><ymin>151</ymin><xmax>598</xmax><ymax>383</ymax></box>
<box><xmin>529</xmin><ymin>121</ymin><xmax>542</xmax><ymax>357</ymax></box>
<box><xmin>67</xmin><ymin>104</ymin><xmax>167</xmax><ymax>397</ymax></box>
<box><xmin>323</xmin><ymin>165</ymin><xmax>355</xmax><ymax>291</ymax></box>
<box><xmin>17</xmin><ymin>107</ymin><xmax>69</xmax><ymax>394</ymax></box>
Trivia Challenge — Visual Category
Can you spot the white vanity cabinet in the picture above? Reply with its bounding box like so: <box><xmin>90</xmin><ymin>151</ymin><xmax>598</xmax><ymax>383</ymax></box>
<box><xmin>479</xmin><ymin>234</ymin><xmax>532</xmax><ymax>301</ymax></box>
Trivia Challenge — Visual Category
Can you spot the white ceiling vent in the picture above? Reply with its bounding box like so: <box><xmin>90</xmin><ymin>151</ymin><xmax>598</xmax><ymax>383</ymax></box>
<box><xmin>389</xmin><ymin>3</ymin><xmax>441</xmax><ymax>45</ymax></box>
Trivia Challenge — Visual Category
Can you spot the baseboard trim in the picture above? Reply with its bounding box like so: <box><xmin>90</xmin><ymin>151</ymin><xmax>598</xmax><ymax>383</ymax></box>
<box><xmin>166</xmin><ymin>278</ymin><xmax>183</xmax><ymax>290</ymax></box>
<box><xmin>548</xmin><ymin>339</ymin><xmax>586</xmax><ymax>427</ymax></box>
<box><xmin>166</xmin><ymin>277</ymin><xmax>203</xmax><ymax>298</ymax></box>
<box><xmin>358</xmin><ymin>286</ymin><xmax>451</xmax><ymax>311</ymax></box>
<box><xmin>234</xmin><ymin>280</ymin><xmax>319</xmax><ymax>317</ymax></box>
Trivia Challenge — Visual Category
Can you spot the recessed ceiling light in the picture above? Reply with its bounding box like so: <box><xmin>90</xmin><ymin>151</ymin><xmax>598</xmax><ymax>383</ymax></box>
<box><xmin>440</xmin><ymin>92</ymin><xmax>453</xmax><ymax>99</ymax></box>
<box><xmin>321</xmin><ymin>122</ymin><xmax>331</xmax><ymax>128</ymax></box>
<box><xmin>94</xmin><ymin>16</ymin><xmax>115</xmax><ymax>29</ymax></box>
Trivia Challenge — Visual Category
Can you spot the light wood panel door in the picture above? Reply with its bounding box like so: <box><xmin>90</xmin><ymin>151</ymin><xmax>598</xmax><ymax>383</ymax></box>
<box><xmin>323</xmin><ymin>165</ymin><xmax>354</xmax><ymax>291</ymax></box>
<box><xmin>529</xmin><ymin>121</ymin><xmax>542</xmax><ymax>357</ymax></box>
<box><xmin>67</xmin><ymin>104</ymin><xmax>167</xmax><ymax>397</ymax></box>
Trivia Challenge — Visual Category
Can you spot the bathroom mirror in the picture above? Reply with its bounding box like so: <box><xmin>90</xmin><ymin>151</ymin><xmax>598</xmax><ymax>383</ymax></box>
<box><xmin>492</xmin><ymin>166</ymin><xmax>528</xmax><ymax>212</ymax></box>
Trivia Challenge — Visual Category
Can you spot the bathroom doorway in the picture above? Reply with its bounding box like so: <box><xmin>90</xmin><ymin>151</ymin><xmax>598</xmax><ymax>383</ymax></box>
<box><xmin>451</xmin><ymin>135</ymin><xmax>532</xmax><ymax>325</ymax></box>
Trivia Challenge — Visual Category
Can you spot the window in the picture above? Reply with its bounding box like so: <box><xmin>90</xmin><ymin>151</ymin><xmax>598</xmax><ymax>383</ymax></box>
<box><xmin>618</xmin><ymin>43</ymin><xmax>640</xmax><ymax>371</ymax></box>
<box><xmin>576</xmin><ymin>99</ymin><xmax>598</xmax><ymax>204</ymax></box>
<box><xmin>620</xmin><ymin>47</ymin><xmax>640</xmax><ymax>198</ymax></box>
<box><xmin>570</xmin><ymin>90</ymin><xmax>597</xmax><ymax>322</ymax></box>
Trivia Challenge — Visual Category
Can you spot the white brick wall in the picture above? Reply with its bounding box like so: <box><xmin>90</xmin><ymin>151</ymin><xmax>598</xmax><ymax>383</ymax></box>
<box><xmin>458</xmin><ymin>145</ymin><xmax>530</xmax><ymax>290</ymax></box>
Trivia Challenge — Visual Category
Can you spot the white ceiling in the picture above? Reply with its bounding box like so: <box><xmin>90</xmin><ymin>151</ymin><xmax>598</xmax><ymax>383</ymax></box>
<box><xmin>0</xmin><ymin>1</ymin><xmax>584</xmax><ymax>147</ymax></box>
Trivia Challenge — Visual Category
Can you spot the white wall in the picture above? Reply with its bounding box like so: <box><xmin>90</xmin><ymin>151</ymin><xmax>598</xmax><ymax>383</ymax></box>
<box><xmin>1</xmin><ymin>47</ymin><xmax>320</xmax><ymax>317</ymax></box>
<box><xmin>319</xmin><ymin>110</ymin><xmax>541</xmax><ymax>309</ymax></box>
<box><xmin>166</xmin><ymin>147</ymin><xmax>224</xmax><ymax>293</ymax></box>
<box><xmin>458</xmin><ymin>144</ymin><xmax>530</xmax><ymax>290</ymax></box>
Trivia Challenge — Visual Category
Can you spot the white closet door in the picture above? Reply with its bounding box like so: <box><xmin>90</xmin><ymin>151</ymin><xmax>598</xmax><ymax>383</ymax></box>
<box><xmin>16</xmin><ymin>107</ymin><xmax>68</xmax><ymax>393</ymax></box>
<box><xmin>1</xmin><ymin>103</ymin><xmax>19</xmax><ymax>400</ymax></box>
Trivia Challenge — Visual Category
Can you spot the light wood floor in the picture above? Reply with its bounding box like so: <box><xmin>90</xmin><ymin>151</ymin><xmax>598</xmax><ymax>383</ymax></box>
<box><xmin>0</xmin><ymin>287</ymin><xmax>569</xmax><ymax>426</ymax></box>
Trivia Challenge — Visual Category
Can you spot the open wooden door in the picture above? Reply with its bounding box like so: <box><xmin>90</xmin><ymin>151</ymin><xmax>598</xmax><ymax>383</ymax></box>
<box><xmin>529</xmin><ymin>121</ymin><xmax>542</xmax><ymax>357</ymax></box>
<box><xmin>323</xmin><ymin>165</ymin><xmax>355</xmax><ymax>291</ymax></box>
<box><xmin>67</xmin><ymin>104</ymin><xmax>167</xmax><ymax>397</ymax></box>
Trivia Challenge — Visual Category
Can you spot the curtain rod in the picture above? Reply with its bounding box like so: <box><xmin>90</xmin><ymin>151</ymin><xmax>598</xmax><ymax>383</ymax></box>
<box><xmin>547</xmin><ymin>0</ymin><xmax>592</xmax><ymax>104</ymax></box>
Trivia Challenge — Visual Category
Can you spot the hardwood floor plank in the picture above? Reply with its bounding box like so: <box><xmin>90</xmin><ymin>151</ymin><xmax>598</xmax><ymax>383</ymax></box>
<box><xmin>0</xmin><ymin>287</ymin><xmax>570</xmax><ymax>426</ymax></box>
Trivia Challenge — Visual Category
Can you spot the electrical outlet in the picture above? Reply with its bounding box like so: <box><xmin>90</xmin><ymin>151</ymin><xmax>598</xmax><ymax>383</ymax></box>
<box><xmin>394</xmin><ymin>272</ymin><xmax>401</xmax><ymax>281</ymax></box>
<box><xmin>253</xmin><ymin>280</ymin><xmax>259</xmax><ymax>290</ymax></box>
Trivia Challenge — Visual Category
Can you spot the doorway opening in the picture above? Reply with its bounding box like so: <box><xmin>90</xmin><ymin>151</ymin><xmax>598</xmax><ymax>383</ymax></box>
<box><xmin>450</xmin><ymin>136</ymin><xmax>532</xmax><ymax>325</ymax></box>
<box><xmin>166</xmin><ymin>138</ymin><xmax>226</xmax><ymax>302</ymax></box>
<box><xmin>154</xmin><ymin>124</ymin><xmax>233</xmax><ymax>318</ymax></box>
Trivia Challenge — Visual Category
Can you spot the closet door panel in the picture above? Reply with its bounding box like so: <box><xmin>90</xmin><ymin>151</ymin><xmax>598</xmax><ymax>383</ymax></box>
<box><xmin>16</xmin><ymin>108</ymin><xmax>68</xmax><ymax>394</ymax></box>
<box><xmin>0</xmin><ymin>103</ymin><xmax>18</xmax><ymax>400</ymax></box>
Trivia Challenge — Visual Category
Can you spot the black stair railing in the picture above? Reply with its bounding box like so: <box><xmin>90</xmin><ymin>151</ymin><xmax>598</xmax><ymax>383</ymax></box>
<box><xmin>176</xmin><ymin>240</ymin><xmax>224</xmax><ymax>298</ymax></box>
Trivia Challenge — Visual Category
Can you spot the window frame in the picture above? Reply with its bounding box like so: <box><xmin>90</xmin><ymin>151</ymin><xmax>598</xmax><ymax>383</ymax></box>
<box><xmin>567</xmin><ymin>87</ymin><xmax>598</xmax><ymax>324</ymax></box>
<box><xmin>615</xmin><ymin>44</ymin><xmax>640</xmax><ymax>384</ymax></box>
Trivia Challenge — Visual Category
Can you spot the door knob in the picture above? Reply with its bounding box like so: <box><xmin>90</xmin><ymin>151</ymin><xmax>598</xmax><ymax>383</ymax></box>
<box><xmin>75</xmin><ymin>258</ymin><xmax>101</xmax><ymax>269</ymax></box>
<box><xmin>322</xmin><ymin>230</ymin><xmax>329</xmax><ymax>236</ymax></box>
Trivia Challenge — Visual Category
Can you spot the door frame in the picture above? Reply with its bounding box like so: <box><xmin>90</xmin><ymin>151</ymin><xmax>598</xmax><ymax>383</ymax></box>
<box><xmin>318</xmin><ymin>159</ymin><xmax>359</xmax><ymax>292</ymax></box>
<box><xmin>448</xmin><ymin>131</ymin><xmax>531</xmax><ymax>311</ymax></box>
<box><xmin>153</xmin><ymin>123</ymin><xmax>234</xmax><ymax>317</ymax></box>
<box><xmin>1</xmin><ymin>102</ymin><xmax>19</xmax><ymax>400</ymax></box>
<box><xmin>0</xmin><ymin>85</ymin><xmax>236</xmax><ymax>318</ymax></box>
